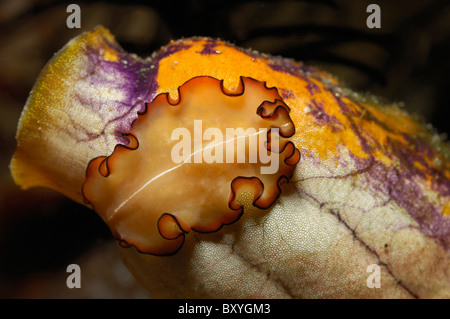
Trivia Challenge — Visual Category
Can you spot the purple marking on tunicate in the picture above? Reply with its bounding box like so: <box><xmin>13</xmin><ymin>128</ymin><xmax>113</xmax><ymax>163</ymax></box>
<box><xmin>268</xmin><ymin>61</ymin><xmax>302</xmax><ymax>77</ymax></box>
<box><xmin>349</xmin><ymin>149</ymin><xmax>450</xmax><ymax>249</ymax></box>
<box><xmin>346</xmin><ymin>150</ymin><xmax>373</xmax><ymax>171</ymax></box>
<box><xmin>331</xmin><ymin>90</ymin><xmax>356</xmax><ymax>116</ymax></box>
<box><xmin>279</xmin><ymin>88</ymin><xmax>295</xmax><ymax>100</ymax></box>
<box><xmin>82</xmin><ymin>40</ymin><xmax>190</xmax><ymax>146</ymax></box>
<box><xmin>85</xmin><ymin>49</ymin><xmax>149</xmax><ymax>114</ymax></box>
<box><xmin>308</xmin><ymin>99</ymin><xmax>343</xmax><ymax>131</ymax></box>
<box><xmin>341</xmin><ymin>92</ymin><xmax>450</xmax><ymax>248</ymax></box>
<box><xmin>199</xmin><ymin>40</ymin><xmax>220</xmax><ymax>55</ymax></box>
<box><xmin>314</xmin><ymin>82</ymin><xmax>448</xmax><ymax>248</ymax></box>
<box><xmin>402</xmin><ymin>134</ymin><xmax>434</xmax><ymax>160</ymax></box>
<box><xmin>301</xmin><ymin>120</ymin><xmax>449</xmax><ymax>250</ymax></box>
<box><xmin>351</xmin><ymin>99</ymin><xmax>393</xmax><ymax>132</ymax></box>
<box><xmin>388</xmin><ymin>167</ymin><xmax>450</xmax><ymax>249</ymax></box>
<box><xmin>436</xmin><ymin>173</ymin><xmax>450</xmax><ymax>197</ymax></box>
<box><xmin>388</xmin><ymin>134</ymin><xmax>450</xmax><ymax>197</ymax></box>
<box><xmin>85</xmin><ymin>45</ymin><xmax>152</xmax><ymax>144</ymax></box>
<box><xmin>306</xmin><ymin>80</ymin><xmax>321</xmax><ymax>95</ymax></box>
<box><xmin>350</xmin><ymin>119</ymin><xmax>372</xmax><ymax>155</ymax></box>
<box><xmin>266</xmin><ymin>56</ymin><xmax>314</xmax><ymax>78</ymax></box>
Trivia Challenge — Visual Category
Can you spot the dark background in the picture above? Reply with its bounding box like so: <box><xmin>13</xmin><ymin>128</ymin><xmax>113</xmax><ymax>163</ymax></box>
<box><xmin>0</xmin><ymin>0</ymin><xmax>449</xmax><ymax>298</ymax></box>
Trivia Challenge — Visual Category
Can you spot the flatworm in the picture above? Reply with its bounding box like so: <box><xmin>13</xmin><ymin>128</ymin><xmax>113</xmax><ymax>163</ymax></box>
<box><xmin>82</xmin><ymin>76</ymin><xmax>299</xmax><ymax>255</ymax></box>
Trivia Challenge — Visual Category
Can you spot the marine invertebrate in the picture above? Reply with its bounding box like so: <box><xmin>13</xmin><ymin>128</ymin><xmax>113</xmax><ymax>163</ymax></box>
<box><xmin>82</xmin><ymin>76</ymin><xmax>299</xmax><ymax>255</ymax></box>
<box><xmin>10</xmin><ymin>26</ymin><xmax>450</xmax><ymax>298</ymax></box>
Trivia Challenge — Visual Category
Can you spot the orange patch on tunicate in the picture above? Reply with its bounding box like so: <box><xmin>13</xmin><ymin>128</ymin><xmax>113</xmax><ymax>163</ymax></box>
<box><xmin>443</xmin><ymin>203</ymin><xmax>450</xmax><ymax>216</ymax></box>
<box><xmin>82</xmin><ymin>76</ymin><xmax>300</xmax><ymax>255</ymax></box>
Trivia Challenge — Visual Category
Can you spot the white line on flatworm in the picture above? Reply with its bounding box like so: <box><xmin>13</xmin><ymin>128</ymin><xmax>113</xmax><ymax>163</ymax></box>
<box><xmin>111</xmin><ymin>129</ymin><xmax>268</xmax><ymax>218</ymax></box>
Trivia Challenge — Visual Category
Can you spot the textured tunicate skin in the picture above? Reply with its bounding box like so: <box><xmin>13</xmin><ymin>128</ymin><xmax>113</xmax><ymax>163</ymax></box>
<box><xmin>10</xmin><ymin>27</ymin><xmax>450</xmax><ymax>298</ymax></box>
